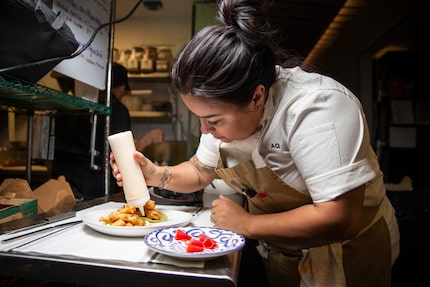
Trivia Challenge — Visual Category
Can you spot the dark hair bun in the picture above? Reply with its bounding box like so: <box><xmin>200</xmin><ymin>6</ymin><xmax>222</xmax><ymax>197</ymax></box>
<box><xmin>217</xmin><ymin>0</ymin><xmax>270</xmax><ymax>40</ymax></box>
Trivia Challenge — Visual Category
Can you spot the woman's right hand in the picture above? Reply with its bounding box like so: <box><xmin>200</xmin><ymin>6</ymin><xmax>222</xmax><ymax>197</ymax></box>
<box><xmin>110</xmin><ymin>151</ymin><xmax>159</xmax><ymax>187</ymax></box>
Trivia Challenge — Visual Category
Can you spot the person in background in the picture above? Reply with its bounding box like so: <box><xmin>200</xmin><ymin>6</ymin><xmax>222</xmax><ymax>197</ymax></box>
<box><xmin>108</xmin><ymin>63</ymin><xmax>165</xmax><ymax>152</ymax></box>
<box><xmin>51</xmin><ymin>62</ymin><xmax>164</xmax><ymax>201</ymax></box>
<box><xmin>111</xmin><ymin>0</ymin><xmax>400</xmax><ymax>286</ymax></box>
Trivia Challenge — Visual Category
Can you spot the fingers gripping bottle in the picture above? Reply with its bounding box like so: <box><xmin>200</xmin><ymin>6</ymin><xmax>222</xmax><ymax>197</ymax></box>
<box><xmin>108</xmin><ymin>131</ymin><xmax>150</xmax><ymax>215</ymax></box>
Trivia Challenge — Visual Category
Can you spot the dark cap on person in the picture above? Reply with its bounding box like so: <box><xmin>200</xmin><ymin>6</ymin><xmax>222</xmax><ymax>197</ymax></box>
<box><xmin>112</xmin><ymin>63</ymin><xmax>130</xmax><ymax>91</ymax></box>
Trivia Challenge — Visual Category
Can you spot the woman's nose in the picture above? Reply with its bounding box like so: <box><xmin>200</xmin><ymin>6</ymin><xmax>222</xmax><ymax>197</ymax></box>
<box><xmin>200</xmin><ymin>120</ymin><xmax>213</xmax><ymax>134</ymax></box>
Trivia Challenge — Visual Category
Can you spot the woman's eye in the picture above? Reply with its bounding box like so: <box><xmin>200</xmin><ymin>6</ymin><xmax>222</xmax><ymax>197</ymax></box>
<box><xmin>207</xmin><ymin>120</ymin><xmax>220</xmax><ymax>126</ymax></box>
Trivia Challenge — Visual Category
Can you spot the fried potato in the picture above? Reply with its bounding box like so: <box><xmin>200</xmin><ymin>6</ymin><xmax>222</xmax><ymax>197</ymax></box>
<box><xmin>98</xmin><ymin>200</ymin><xmax>164</xmax><ymax>227</ymax></box>
<box><xmin>145</xmin><ymin>199</ymin><xmax>156</xmax><ymax>210</ymax></box>
<box><xmin>111</xmin><ymin>218</ymin><xmax>126</xmax><ymax>226</ymax></box>
<box><xmin>145</xmin><ymin>208</ymin><xmax>161</xmax><ymax>220</ymax></box>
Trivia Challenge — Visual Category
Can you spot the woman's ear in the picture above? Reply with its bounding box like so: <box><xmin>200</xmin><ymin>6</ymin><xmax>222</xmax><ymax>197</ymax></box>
<box><xmin>252</xmin><ymin>84</ymin><xmax>266</xmax><ymax>108</ymax></box>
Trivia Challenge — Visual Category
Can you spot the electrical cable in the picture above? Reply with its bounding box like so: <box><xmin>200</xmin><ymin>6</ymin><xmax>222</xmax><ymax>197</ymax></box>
<box><xmin>0</xmin><ymin>0</ymin><xmax>144</xmax><ymax>74</ymax></box>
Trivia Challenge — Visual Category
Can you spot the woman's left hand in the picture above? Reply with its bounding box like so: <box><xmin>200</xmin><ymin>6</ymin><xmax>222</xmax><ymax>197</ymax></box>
<box><xmin>210</xmin><ymin>195</ymin><xmax>251</xmax><ymax>235</ymax></box>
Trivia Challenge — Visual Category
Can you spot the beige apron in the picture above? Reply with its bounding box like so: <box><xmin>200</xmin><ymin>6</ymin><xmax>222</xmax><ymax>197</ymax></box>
<box><xmin>215</xmin><ymin>149</ymin><xmax>392</xmax><ymax>287</ymax></box>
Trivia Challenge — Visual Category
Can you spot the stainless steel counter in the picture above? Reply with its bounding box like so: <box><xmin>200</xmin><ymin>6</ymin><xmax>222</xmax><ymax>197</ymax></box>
<box><xmin>0</xmin><ymin>195</ymin><xmax>241</xmax><ymax>287</ymax></box>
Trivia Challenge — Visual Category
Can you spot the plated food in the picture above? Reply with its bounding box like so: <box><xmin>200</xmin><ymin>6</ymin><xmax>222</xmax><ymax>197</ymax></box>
<box><xmin>144</xmin><ymin>226</ymin><xmax>246</xmax><ymax>260</ymax></box>
<box><xmin>80</xmin><ymin>207</ymin><xmax>193</xmax><ymax>237</ymax></box>
<box><xmin>98</xmin><ymin>201</ymin><xmax>166</xmax><ymax>227</ymax></box>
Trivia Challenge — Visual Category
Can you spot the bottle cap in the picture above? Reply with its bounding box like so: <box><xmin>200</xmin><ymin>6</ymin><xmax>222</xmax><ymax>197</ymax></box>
<box><xmin>126</xmin><ymin>193</ymin><xmax>150</xmax><ymax>216</ymax></box>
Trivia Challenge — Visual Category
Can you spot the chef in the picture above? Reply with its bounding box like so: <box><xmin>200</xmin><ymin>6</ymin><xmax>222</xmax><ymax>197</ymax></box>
<box><xmin>110</xmin><ymin>1</ymin><xmax>400</xmax><ymax>286</ymax></box>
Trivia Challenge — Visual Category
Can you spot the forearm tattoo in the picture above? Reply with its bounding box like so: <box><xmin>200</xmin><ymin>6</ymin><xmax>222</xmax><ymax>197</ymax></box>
<box><xmin>188</xmin><ymin>155</ymin><xmax>215</xmax><ymax>186</ymax></box>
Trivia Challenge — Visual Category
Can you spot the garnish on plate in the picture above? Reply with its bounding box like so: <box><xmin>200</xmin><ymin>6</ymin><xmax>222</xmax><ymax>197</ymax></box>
<box><xmin>174</xmin><ymin>228</ymin><xmax>218</xmax><ymax>252</ymax></box>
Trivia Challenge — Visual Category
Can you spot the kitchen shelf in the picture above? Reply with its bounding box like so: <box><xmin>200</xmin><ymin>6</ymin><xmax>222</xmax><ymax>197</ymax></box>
<box><xmin>0</xmin><ymin>72</ymin><xmax>111</xmax><ymax>186</ymax></box>
<box><xmin>127</xmin><ymin>72</ymin><xmax>171</xmax><ymax>83</ymax></box>
<box><xmin>129</xmin><ymin>111</ymin><xmax>169</xmax><ymax>118</ymax></box>
<box><xmin>129</xmin><ymin>111</ymin><xmax>173</xmax><ymax>124</ymax></box>
<box><xmin>127</xmin><ymin>72</ymin><xmax>170</xmax><ymax>79</ymax></box>
<box><xmin>0</xmin><ymin>73</ymin><xmax>111</xmax><ymax>115</ymax></box>
<box><xmin>374</xmin><ymin>51</ymin><xmax>429</xmax><ymax>188</ymax></box>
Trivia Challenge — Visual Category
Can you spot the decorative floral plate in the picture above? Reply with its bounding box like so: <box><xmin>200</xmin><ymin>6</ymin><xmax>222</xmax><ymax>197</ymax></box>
<box><xmin>144</xmin><ymin>226</ymin><xmax>245</xmax><ymax>260</ymax></box>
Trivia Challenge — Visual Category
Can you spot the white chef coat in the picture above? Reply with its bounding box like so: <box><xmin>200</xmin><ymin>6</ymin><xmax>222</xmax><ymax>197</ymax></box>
<box><xmin>195</xmin><ymin>66</ymin><xmax>399</xmax><ymax>262</ymax></box>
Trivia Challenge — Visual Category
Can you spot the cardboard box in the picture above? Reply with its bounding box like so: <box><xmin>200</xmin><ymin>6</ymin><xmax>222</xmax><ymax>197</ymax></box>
<box><xmin>33</xmin><ymin>176</ymin><xmax>76</xmax><ymax>214</ymax></box>
<box><xmin>0</xmin><ymin>196</ymin><xmax>38</xmax><ymax>224</ymax></box>
<box><xmin>0</xmin><ymin>178</ymin><xmax>35</xmax><ymax>199</ymax></box>
<box><xmin>0</xmin><ymin>176</ymin><xmax>76</xmax><ymax>222</ymax></box>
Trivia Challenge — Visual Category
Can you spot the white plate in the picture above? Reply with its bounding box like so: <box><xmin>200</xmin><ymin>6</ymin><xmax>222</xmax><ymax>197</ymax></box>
<box><xmin>144</xmin><ymin>226</ymin><xmax>245</xmax><ymax>260</ymax></box>
<box><xmin>80</xmin><ymin>209</ymin><xmax>193</xmax><ymax>237</ymax></box>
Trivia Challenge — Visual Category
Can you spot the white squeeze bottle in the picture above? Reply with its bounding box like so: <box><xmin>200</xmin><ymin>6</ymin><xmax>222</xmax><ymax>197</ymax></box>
<box><xmin>108</xmin><ymin>130</ymin><xmax>150</xmax><ymax>215</ymax></box>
